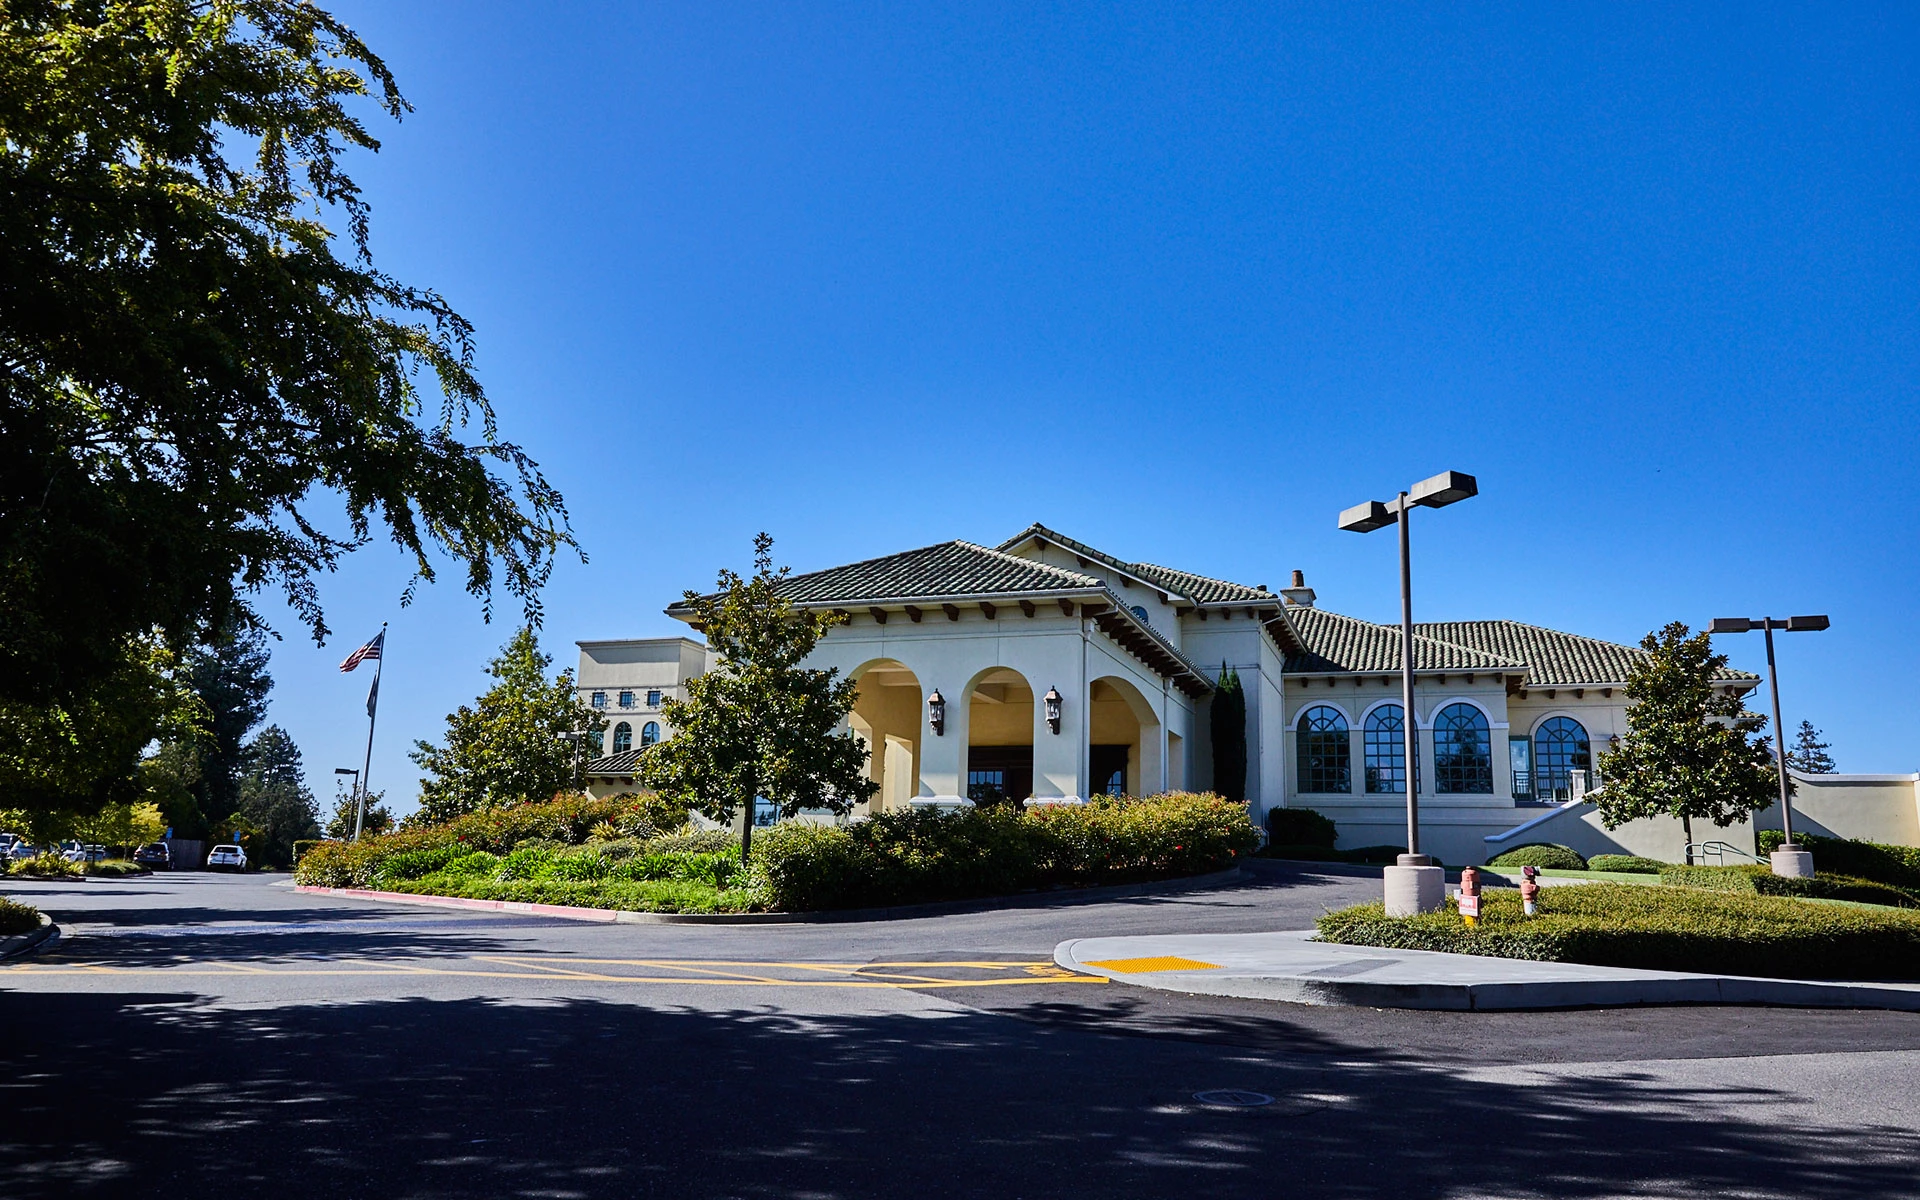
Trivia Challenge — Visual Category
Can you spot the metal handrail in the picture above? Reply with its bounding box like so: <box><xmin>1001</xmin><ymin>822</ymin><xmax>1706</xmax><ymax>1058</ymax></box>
<box><xmin>1686</xmin><ymin>840</ymin><xmax>1761</xmax><ymax>866</ymax></box>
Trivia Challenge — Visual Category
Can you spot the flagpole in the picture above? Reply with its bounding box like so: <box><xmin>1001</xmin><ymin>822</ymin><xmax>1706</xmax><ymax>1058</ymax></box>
<box><xmin>354</xmin><ymin>623</ymin><xmax>387</xmax><ymax>842</ymax></box>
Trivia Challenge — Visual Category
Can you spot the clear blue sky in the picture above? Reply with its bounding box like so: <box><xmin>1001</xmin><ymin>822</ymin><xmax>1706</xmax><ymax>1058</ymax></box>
<box><xmin>259</xmin><ymin>2</ymin><xmax>1919</xmax><ymax>815</ymax></box>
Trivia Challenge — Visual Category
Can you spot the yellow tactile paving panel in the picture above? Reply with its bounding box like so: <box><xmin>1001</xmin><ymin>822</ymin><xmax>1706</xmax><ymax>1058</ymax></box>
<box><xmin>1083</xmin><ymin>956</ymin><xmax>1222</xmax><ymax>974</ymax></box>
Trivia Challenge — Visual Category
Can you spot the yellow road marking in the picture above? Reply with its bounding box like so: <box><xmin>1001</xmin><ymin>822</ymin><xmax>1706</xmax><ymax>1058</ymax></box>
<box><xmin>1083</xmin><ymin>955</ymin><xmax>1223</xmax><ymax>974</ymax></box>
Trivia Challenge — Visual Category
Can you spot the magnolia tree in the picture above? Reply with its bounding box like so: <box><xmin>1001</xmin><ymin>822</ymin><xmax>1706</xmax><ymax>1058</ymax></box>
<box><xmin>641</xmin><ymin>534</ymin><xmax>878</xmax><ymax>861</ymax></box>
<box><xmin>1595</xmin><ymin>622</ymin><xmax>1777</xmax><ymax>862</ymax></box>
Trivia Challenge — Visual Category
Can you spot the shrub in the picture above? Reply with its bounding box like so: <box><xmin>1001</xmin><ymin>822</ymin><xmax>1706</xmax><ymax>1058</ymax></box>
<box><xmin>8</xmin><ymin>852</ymin><xmax>82</xmax><ymax>878</ymax></box>
<box><xmin>0</xmin><ymin>897</ymin><xmax>40</xmax><ymax>936</ymax></box>
<box><xmin>1317</xmin><ymin>884</ymin><xmax>1920</xmax><ymax>980</ymax></box>
<box><xmin>1489</xmin><ymin>843</ymin><xmax>1587</xmax><ymax>871</ymax></box>
<box><xmin>1756</xmin><ymin>832</ymin><xmax>1920</xmax><ymax>891</ymax></box>
<box><xmin>1587</xmin><ymin>854</ymin><xmax>1665</xmax><ymax>874</ymax></box>
<box><xmin>84</xmin><ymin>859</ymin><xmax>145</xmax><ymax>877</ymax></box>
<box><xmin>292</xmin><ymin>839</ymin><xmax>325</xmax><ymax>863</ymax></box>
<box><xmin>1661</xmin><ymin>864</ymin><xmax>1920</xmax><ymax>909</ymax></box>
<box><xmin>1265</xmin><ymin>807</ymin><xmax>1337</xmax><ymax>849</ymax></box>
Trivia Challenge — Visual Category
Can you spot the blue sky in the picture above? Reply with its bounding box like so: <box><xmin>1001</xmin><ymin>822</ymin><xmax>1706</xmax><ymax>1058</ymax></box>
<box><xmin>259</xmin><ymin>2</ymin><xmax>1919</xmax><ymax>812</ymax></box>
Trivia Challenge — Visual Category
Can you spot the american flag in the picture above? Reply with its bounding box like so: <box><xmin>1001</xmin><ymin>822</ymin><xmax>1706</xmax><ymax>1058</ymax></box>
<box><xmin>339</xmin><ymin>630</ymin><xmax>385</xmax><ymax>673</ymax></box>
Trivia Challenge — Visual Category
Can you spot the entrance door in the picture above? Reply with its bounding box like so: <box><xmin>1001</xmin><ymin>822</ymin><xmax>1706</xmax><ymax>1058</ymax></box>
<box><xmin>967</xmin><ymin>745</ymin><xmax>1033</xmax><ymax>807</ymax></box>
<box><xmin>1089</xmin><ymin>744</ymin><xmax>1131</xmax><ymax>796</ymax></box>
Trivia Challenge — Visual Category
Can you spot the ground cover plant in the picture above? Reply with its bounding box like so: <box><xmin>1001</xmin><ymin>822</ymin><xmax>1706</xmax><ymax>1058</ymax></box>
<box><xmin>1660</xmin><ymin>864</ymin><xmax>1920</xmax><ymax>909</ymax></box>
<box><xmin>1586</xmin><ymin>855</ymin><xmax>1666</xmax><ymax>874</ymax></box>
<box><xmin>83</xmin><ymin>859</ymin><xmax>147</xmax><ymax>877</ymax></box>
<box><xmin>1488</xmin><ymin>843</ymin><xmax>1587</xmax><ymax>870</ymax></box>
<box><xmin>1757</xmin><ymin>832</ymin><xmax>1920</xmax><ymax>892</ymax></box>
<box><xmin>6</xmin><ymin>852</ymin><xmax>81</xmax><ymax>879</ymax></box>
<box><xmin>0</xmin><ymin>897</ymin><xmax>40</xmax><ymax>936</ymax></box>
<box><xmin>1316</xmin><ymin>884</ymin><xmax>1920</xmax><ymax>980</ymax></box>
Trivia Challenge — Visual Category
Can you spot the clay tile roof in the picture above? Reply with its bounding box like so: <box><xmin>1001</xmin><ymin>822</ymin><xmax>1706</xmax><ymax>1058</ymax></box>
<box><xmin>584</xmin><ymin>749</ymin><xmax>644</xmax><ymax>776</ymax></box>
<box><xmin>995</xmin><ymin>523</ymin><xmax>1273</xmax><ymax>605</ymax></box>
<box><xmin>667</xmin><ymin>540</ymin><xmax>1103</xmax><ymax>612</ymax></box>
<box><xmin>1283</xmin><ymin>608</ymin><xmax>1524</xmax><ymax>674</ymax></box>
<box><xmin>1413</xmin><ymin>620</ymin><xmax>1760</xmax><ymax>687</ymax></box>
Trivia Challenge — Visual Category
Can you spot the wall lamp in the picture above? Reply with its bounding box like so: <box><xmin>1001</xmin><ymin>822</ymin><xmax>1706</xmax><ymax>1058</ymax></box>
<box><xmin>1044</xmin><ymin>686</ymin><xmax>1063</xmax><ymax>734</ymax></box>
<box><xmin>928</xmin><ymin>689</ymin><xmax>946</xmax><ymax>736</ymax></box>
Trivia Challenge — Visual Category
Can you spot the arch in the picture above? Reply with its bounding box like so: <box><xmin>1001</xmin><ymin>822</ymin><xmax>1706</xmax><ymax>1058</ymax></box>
<box><xmin>1532</xmin><ymin>714</ymin><xmax>1591</xmax><ymax>801</ymax></box>
<box><xmin>611</xmin><ymin>722</ymin><xmax>633</xmax><ymax>754</ymax></box>
<box><xmin>1091</xmin><ymin>674</ymin><xmax>1160</xmax><ymax>797</ymax></box>
<box><xmin>1419</xmin><ymin>696</ymin><xmax>1498</xmax><ymax>729</ymax></box>
<box><xmin>851</xmin><ymin>658</ymin><xmax>923</xmax><ymax>813</ymax></box>
<box><xmin>1296</xmin><ymin>704</ymin><xmax>1351</xmax><ymax>794</ymax></box>
<box><xmin>965</xmin><ymin>666</ymin><xmax>1034</xmax><ymax>806</ymax></box>
<box><xmin>1433</xmin><ymin>702</ymin><xmax>1494</xmax><ymax>794</ymax></box>
<box><xmin>1362</xmin><ymin>702</ymin><xmax>1417</xmax><ymax>795</ymax></box>
<box><xmin>641</xmin><ymin>721</ymin><xmax>661</xmax><ymax>747</ymax></box>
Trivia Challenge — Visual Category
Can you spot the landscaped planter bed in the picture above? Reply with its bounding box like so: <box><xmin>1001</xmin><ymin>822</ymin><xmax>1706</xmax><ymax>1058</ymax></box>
<box><xmin>1316</xmin><ymin>884</ymin><xmax>1920</xmax><ymax>981</ymax></box>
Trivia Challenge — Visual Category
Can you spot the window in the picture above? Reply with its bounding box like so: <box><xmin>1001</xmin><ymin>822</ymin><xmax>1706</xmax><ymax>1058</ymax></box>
<box><xmin>641</xmin><ymin>721</ymin><xmax>661</xmax><ymax>746</ymax></box>
<box><xmin>1533</xmin><ymin>717</ymin><xmax>1591</xmax><ymax>800</ymax></box>
<box><xmin>590</xmin><ymin>691</ymin><xmax>607</xmax><ymax>709</ymax></box>
<box><xmin>1130</xmin><ymin>605</ymin><xmax>1150</xmax><ymax>625</ymax></box>
<box><xmin>647</xmin><ymin>689</ymin><xmax>661</xmax><ymax>707</ymax></box>
<box><xmin>1434</xmin><ymin>704</ymin><xmax>1493</xmax><ymax>794</ymax></box>
<box><xmin>967</xmin><ymin>770</ymin><xmax>1007</xmax><ymax>804</ymax></box>
<box><xmin>1364</xmin><ymin>704</ymin><xmax>1418</xmax><ymax>794</ymax></box>
<box><xmin>619</xmin><ymin>690</ymin><xmax>634</xmax><ymax>709</ymax></box>
<box><xmin>1295</xmin><ymin>706</ymin><xmax>1351</xmax><ymax>793</ymax></box>
<box><xmin>612</xmin><ymin>722</ymin><xmax>632</xmax><ymax>754</ymax></box>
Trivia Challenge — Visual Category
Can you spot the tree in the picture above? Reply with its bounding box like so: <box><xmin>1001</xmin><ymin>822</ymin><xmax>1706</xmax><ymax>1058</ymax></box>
<box><xmin>1787</xmin><ymin>720</ymin><xmax>1836</xmax><ymax>774</ymax></box>
<box><xmin>326</xmin><ymin>785</ymin><xmax>393</xmax><ymax>840</ymax></box>
<box><xmin>181</xmin><ymin>621</ymin><xmax>275</xmax><ymax>833</ymax></box>
<box><xmin>1595</xmin><ymin>622</ymin><xmax>1777</xmax><ymax>862</ymax></box>
<box><xmin>234</xmin><ymin>725</ymin><xmax>320</xmax><ymax>866</ymax></box>
<box><xmin>410</xmin><ymin>628</ymin><xmax>605</xmax><ymax>824</ymax></box>
<box><xmin>640</xmin><ymin>535</ymin><xmax>878</xmax><ymax>861</ymax></box>
<box><xmin>1209</xmin><ymin>663</ymin><xmax>1247</xmax><ymax>803</ymax></box>
<box><xmin>75</xmin><ymin>801</ymin><xmax>167</xmax><ymax>854</ymax></box>
<box><xmin>0</xmin><ymin>0</ymin><xmax>576</xmax><ymax>711</ymax></box>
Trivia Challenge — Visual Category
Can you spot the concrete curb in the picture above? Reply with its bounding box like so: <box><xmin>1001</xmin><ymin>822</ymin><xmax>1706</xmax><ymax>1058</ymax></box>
<box><xmin>295</xmin><ymin>866</ymin><xmax>1251</xmax><ymax>926</ymax></box>
<box><xmin>0</xmin><ymin>914</ymin><xmax>61</xmax><ymax>961</ymax></box>
<box><xmin>1054</xmin><ymin>931</ymin><xmax>1920</xmax><ymax>1012</ymax></box>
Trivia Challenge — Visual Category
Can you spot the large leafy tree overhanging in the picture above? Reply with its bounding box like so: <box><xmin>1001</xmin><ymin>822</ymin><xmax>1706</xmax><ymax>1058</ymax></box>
<box><xmin>641</xmin><ymin>535</ymin><xmax>878</xmax><ymax>861</ymax></box>
<box><xmin>410</xmin><ymin>628</ymin><xmax>605</xmax><ymax>825</ymax></box>
<box><xmin>0</xmin><ymin>0</ymin><xmax>576</xmax><ymax>707</ymax></box>
<box><xmin>1595</xmin><ymin>622</ymin><xmax>1777</xmax><ymax>855</ymax></box>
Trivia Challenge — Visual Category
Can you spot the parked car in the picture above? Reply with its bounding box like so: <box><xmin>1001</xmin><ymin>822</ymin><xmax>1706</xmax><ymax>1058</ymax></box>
<box><xmin>207</xmin><ymin>844</ymin><xmax>248</xmax><ymax>872</ymax></box>
<box><xmin>132</xmin><ymin>843</ymin><xmax>172</xmax><ymax>871</ymax></box>
<box><xmin>60</xmin><ymin>843</ymin><xmax>108</xmax><ymax>863</ymax></box>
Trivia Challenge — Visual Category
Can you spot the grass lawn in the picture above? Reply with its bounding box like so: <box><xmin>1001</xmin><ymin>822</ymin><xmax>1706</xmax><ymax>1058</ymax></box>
<box><xmin>1317</xmin><ymin>884</ymin><xmax>1920</xmax><ymax>981</ymax></box>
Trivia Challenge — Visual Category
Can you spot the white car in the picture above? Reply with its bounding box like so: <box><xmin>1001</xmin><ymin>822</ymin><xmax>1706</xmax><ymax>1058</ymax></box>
<box><xmin>207</xmin><ymin>844</ymin><xmax>248</xmax><ymax>872</ymax></box>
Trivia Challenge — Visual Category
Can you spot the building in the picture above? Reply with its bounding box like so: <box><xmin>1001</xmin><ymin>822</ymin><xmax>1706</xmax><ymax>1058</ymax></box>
<box><xmin>581</xmin><ymin>523</ymin><xmax>1765</xmax><ymax>864</ymax></box>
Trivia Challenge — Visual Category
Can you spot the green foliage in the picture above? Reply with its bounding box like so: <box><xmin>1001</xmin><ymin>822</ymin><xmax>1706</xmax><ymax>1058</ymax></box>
<box><xmin>325</xmin><ymin>786</ymin><xmax>395</xmax><ymax>840</ymax></box>
<box><xmin>1595</xmin><ymin>623</ymin><xmax>1776</xmax><ymax>837</ymax></box>
<box><xmin>84</xmin><ymin>858</ymin><xmax>146</xmax><ymax>877</ymax></box>
<box><xmin>1586</xmin><ymin>854</ymin><xmax>1666</xmax><ymax>874</ymax></box>
<box><xmin>1317</xmin><ymin>883</ymin><xmax>1920</xmax><ymax>979</ymax></box>
<box><xmin>1786</xmin><ymin>720</ymin><xmax>1836</xmax><ymax>774</ymax></box>
<box><xmin>0</xmin><ymin>0</ymin><xmax>575</xmax><ymax>711</ymax></box>
<box><xmin>751</xmin><ymin>792</ymin><xmax>1259</xmax><ymax>912</ymax></box>
<box><xmin>1660</xmin><ymin>864</ymin><xmax>1920</xmax><ymax>908</ymax></box>
<box><xmin>233</xmin><ymin>726</ymin><xmax>320</xmax><ymax>866</ymax></box>
<box><xmin>639</xmin><ymin>534</ymin><xmax>878</xmax><ymax>858</ymax></box>
<box><xmin>8</xmin><ymin>851</ymin><xmax>80</xmax><ymax>878</ymax></box>
<box><xmin>0</xmin><ymin>897</ymin><xmax>40</xmax><ymax>936</ymax></box>
<box><xmin>1488</xmin><ymin>843</ymin><xmax>1588</xmax><ymax>870</ymax></box>
<box><xmin>1209</xmin><ymin>663</ymin><xmax>1247</xmax><ymax>803</ymax></box>
<box><xmin>410</xmin><ymin>629</ymin><xmax>606</xmax><ymax>824</ymax></box>
<box><xmin>182</xmin><ymin>622</ymin><xmax>274</xmax><ymax>830</ymax></box>
<box><xmin>292</xmin><ymin>839</ymin><xmax>326</xmax><ymax>863</ymax></box>
<box><xmin>1756</xmin><ymin>831</ymin><xmax>1920</xmax><ymax>891</ymax></box>
<box><xmin>1264</xmin><ymin>807</ymin><xmax>1337</xmax><ymax>848</ymax></box>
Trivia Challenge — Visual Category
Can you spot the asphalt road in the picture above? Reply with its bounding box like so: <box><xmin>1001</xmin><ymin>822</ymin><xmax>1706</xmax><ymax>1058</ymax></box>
<box><xmin>4</xmin><ymin>862</ymin><xmax>1919</xmax><ymax>1199</ymax></box>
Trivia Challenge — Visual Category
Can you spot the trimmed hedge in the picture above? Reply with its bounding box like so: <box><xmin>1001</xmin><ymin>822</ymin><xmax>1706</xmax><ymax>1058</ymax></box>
<box><xmin>1661</xmin><ymin>864</ymin><xmax>1920</xmax><ymax>909</ymax></box>
<box><xmin>0</xmin><ymin>897</ymin><xmax>40</xmax><ymax>936</ymax></box>
<box><xmin>1316</xmin><ymin>884</ymin><xmax>1920</xmax><ymax>980</ymax></box>
<box><xmin>1265</xmin><ymin>807</ymin><xmax>1337</xmax><ymax>849</ymax></box>
<box><xmin>1488</xmin><ymin>843</ymin><xmax>1587</xmax><ymax>870</ymax></box>
<box><xmin>1757</xmin><ymin>831</ymin><xmax>1920</xmax><ymax>891</ymax></box>
<box><xmin>1587</xmin><ymin>854</ymin><xmax>1665</xmax><ymax>874</ymax></box>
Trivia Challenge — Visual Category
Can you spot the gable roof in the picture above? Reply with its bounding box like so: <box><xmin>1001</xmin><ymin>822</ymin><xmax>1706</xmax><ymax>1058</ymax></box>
<box><xmin>1284</xmin><ymin>608</ymin><xmax>1523</xmax><ymax>674</ymax></box>
<box><xmin>665</xmin><ymin>540</ymin><xmax>1104</xmax><ymax>613</ymax></box>
<box><xmin>995</xmin><ymin>523</ymin><xmax>1273</xmax><ymax>606</ymax></box>
<box><xmin>584</xmin><ymin>749</ymin><xmax>644</xmax><ymax>776</ymax></box>
<box><xmin>1414</xmin><ymin>620</ymin><xmax>1760</xmax><ymax>687</ymax></box>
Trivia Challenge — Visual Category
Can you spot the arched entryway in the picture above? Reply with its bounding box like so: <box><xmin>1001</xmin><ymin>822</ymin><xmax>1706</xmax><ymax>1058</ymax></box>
<box><xmin>850</xmin><ymin>659</ymin><xmax>922</xmax><ymax>814</ymax></box>
<box><xmin>966</xmin><ymin>667</ymin><xmax>1033</xmax><ymax>806</ymax></box>
<box><xmin>1089</xmin><ymin>676</ymin><xmax>1161</xmax><ymax>797</ymax></box>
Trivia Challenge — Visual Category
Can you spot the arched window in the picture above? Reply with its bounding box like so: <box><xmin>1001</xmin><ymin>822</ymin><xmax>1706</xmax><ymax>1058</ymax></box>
<box><xmin>1434</xmin><ymin>704</ymin><xmax>1493</xmax><ymax>793</ymax></box>
<box><xmin>612</xmin><ymin>722</ymin><xmax>632</xmax><ymax>754</ymax></box>
<box><xmin>1364</xmin><ymin>705</ymin><xmax>1419</xmax><ymax>795</ymax></box>
<box><xmin>641</xmin><ymin>721</ymin><xmax>661</xmax><ymax>747</ymax></box>
<box><xmin>1296</xmin><ymin>706</ymin><xmax>1351</xmax><ymax>793</ymax></box>
<box><xmin>1130</xmin><ymin>605</ymin><xmax>1150</xmax><ymax>625</ymax></box>
<box><xmin>1534</xmin><ymin>716</ymin><xmax>1591</xmax><ymax>800</ymax></box>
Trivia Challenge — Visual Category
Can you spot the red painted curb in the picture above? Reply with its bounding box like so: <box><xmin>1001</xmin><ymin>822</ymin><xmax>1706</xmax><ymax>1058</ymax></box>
<box><xmin>294</xmin><ymin>885</ymin><xmax>623</xmax><ymax>923</ymax></box>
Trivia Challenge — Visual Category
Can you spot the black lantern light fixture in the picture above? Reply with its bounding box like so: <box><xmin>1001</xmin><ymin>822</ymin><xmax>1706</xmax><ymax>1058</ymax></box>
<box><xmin>1044</xmin><ymin>686</ymin><xmax>1063</xmax><ymax>734</ymax></box>
<box><xmin>928</xmin><ymin>689</ymin><xmax>946</xmax><ymax>736</ymax></box>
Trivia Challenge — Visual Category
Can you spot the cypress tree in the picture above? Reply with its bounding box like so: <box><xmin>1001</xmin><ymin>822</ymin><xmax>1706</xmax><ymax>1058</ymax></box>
<box><xmin>1210</xmin><ymin>663</ymin><xmax>1247</xmax><ymax>802</ymax></box>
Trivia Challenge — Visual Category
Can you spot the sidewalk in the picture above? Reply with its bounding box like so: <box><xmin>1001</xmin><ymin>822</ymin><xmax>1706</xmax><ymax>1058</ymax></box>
<box><xmin>1054</xmin><ymin>930</ymin><xmax>1920</xmax><ymax>1012</ymax></box>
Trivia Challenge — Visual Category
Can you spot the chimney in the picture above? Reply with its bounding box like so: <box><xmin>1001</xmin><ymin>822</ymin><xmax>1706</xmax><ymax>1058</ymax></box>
<box><xmin>1280</xmin><ymin>569</ymin><xmax>1316</xmax><ymax>609</ymax></box>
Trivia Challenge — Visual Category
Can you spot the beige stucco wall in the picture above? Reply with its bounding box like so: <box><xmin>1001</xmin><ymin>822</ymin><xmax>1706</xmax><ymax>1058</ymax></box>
<box><xmin>575</xmin><ymin>637</ymin><xmax>709</xmax><ymax>753</ymax></box>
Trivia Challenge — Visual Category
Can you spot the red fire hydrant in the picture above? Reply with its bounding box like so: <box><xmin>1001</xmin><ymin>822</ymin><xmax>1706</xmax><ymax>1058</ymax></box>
<box><xmin>1520</xmin><ymin>865</ymin><xmax>1541</xmax><ymax>917</ymax></box>
<box><xmin>1458</xmin><ymin>865</ymin><xmax>1482</xmax><ymax>927</ymax></box>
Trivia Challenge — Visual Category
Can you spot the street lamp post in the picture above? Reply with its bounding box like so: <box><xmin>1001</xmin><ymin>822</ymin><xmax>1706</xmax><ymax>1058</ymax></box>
<box><xmin>555</xmin><ymin>731</ymin><xmax>590</xmax><ymax>792</ymax></box>
<box><xmin>1339</xmin><ymin>469</ymin><xmax>1478</xmax><ymax>916</ymax></box>
<box><xmin>1706</xmin><ymin>614</ymin><xmax>1829</xmax><ymax>878</ymax></box>
<box><xmin>333</xmin><ymin>768</ymin><xmax>360</xmax><ymax>840</ymax></box>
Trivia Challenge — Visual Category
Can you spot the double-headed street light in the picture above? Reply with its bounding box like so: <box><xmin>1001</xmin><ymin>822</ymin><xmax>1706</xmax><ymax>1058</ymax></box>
<box><xmin>1706</xmin><ymin>614</ymin><xmax>1829</xmax><ymax>878</ymax></box>
<box><xmin>1339</xmin><ymin>470</ymin><xmax>1478</xmax><ymax>916</ymax></box>
<box><xmin>333</xmin><ymin>768</ymin><xmax>360</xmax><ymax>840</ymax></box>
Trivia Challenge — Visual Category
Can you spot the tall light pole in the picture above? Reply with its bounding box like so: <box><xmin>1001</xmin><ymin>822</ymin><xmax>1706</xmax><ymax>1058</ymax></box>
<box><xmin>1339</xmin><ymin>469</ymin><xmax>1478</xmax><ymax>916</ymax></box>
<box><xmin>333</xmin><ymin>768</ymin><xmax>359</xmax><ymax>839</ymax></box>
<box><xmin>1706</xmin><ymin>614</ymin><xmax>1829</xmax><ymax>878</ymax></box>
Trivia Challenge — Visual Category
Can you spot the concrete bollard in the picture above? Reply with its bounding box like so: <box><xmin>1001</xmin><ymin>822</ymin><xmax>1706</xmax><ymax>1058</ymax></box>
<box><xmin>1384</xmin><ymin>856</ymin><xmax>1445</xmax><ymax>916</ymax></box>
<box><xmin>1770</xmin><ymin>847</ymin><xmax>1815</xmax><ymax>879</ymax></box>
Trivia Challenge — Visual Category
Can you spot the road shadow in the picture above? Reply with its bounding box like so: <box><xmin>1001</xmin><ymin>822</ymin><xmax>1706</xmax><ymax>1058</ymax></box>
<box><xmin>0</xmin><ymin>989</ymin><xmax>1911</xmax><ymax>1199</ymax></box>
<box><xmin>27</xmin><ymin>907</ymin><xmax>577</xmax><ymax>966</ymax></box>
